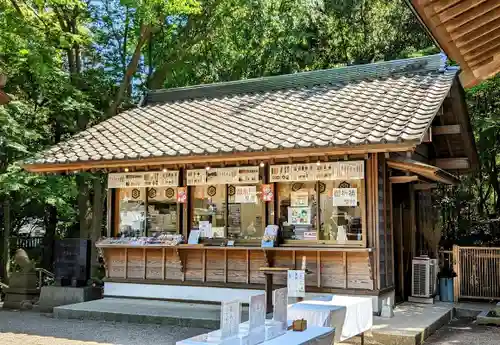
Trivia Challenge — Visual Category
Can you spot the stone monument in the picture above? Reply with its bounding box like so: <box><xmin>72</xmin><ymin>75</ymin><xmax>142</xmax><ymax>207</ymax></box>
<box><xmin>3</xmin><ymin>249</ymin><xmax>39</xmax><ymax>309</ymax></box>
<box><xmin>38</xmin><ymin>239</ymin><xmax>101</xmax><ymax>312</ymax></box>
<box><xmin>248</xmin><ymin>294</ymin><xmax>266</xmax><ymax>345</ymax></box>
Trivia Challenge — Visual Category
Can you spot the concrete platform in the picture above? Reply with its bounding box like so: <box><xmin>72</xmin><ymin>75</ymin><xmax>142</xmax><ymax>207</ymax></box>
<box><xmin>53</xmin><ymin>297</ymin><xmax>248</xmax><ymax>329</ymax></box>
<box><xmin>343</xmin><ymin>301</ymin><xmax>494</xmax><ymax>345</ymax></box>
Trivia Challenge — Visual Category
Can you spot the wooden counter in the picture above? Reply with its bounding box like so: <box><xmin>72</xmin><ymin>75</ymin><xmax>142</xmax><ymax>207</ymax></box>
<box><xmin>97</xmin><ymin>244</ymin><xmax>375</xmax><ymax>291</ymax></box>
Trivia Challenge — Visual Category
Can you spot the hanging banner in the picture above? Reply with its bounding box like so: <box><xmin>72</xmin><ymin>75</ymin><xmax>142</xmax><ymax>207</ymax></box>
<box><xmin>176</xmin><ymin>187</ymin><xmax>187</xmax><ymax>203</ymax></box>
<box><xmin>332</xmin><ymin>188</ymin><xmax>358</xmax><ymax>206</ymax></box>
<box><xmin>270</xmin><ymin>161</ymin><xmax>364</xmax><ymax>182</ymax></box>
<box><xmin>187</xmin><ymin>166</ymin><xmax>259</xmax><ymax>186</ymax></box>
<box><xmin>108</xmin><ymin>171</ymin><xmax>179</xmax><ymax>188</ymax></box>
<box><xmin>235</xmin><ymin>185</ymin><xmax>257</xmax><ymax>203</ymax></box>
<box><xmin>261</xmin><ymin>184</ymin><xmax>274</xmax><ymax>202</ymax></box>
<box><xmin>287</xmin><ymin>270</ymin><xmax>306</xmax><ymax>298</ymax></box>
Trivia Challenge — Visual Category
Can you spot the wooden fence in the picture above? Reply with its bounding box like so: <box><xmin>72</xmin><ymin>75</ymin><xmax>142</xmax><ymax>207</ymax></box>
<box><xmin>452</xmin><ymin>245</ymin><xmax>500</xmax><ymax>301</ymax></box>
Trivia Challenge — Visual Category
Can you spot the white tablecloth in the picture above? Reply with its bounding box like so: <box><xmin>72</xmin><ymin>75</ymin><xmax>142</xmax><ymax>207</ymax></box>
<box><xmin>263</xmin><ymin>326</ymin><xmax>334</xmax><ymax>345</ymax></box>
<box><xmin>287</xmin><ymin>295</ymin><xmax>373</xmax><ymax>342</ymax></box>
<box><xmin>176</xmin><ymin>325</ymin><xmax>334</xmax><ymax>345</ymax></box>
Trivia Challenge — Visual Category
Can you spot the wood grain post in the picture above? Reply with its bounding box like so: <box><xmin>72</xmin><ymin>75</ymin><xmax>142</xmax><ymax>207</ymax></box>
<box><xmin>202</xmin><ymin>249</ymin><xmax>207</xmax><ymax>282</ymax></box>
<box><xmin>124</xmin><ymin>248</ymin><xmax>128</xmax><ymax>279</ymax></box>
<box><xmin>453</xmin><ymin>245</ymin><xmax>460</xmax><ymax>302</ymax></box>
<box><xmin>265</xmin><ymin>273</ymin><xmax>273</xmax><ymax>314</ymax></box>
<box><xmin>246</xmin><ymin>250</ymin><xmax>250</xmax><ymax>284</ymax></box>
<box><xmin>162</xmin><ymin>248</ymin><xmax>166</xmax><ymax>280</ymax></box>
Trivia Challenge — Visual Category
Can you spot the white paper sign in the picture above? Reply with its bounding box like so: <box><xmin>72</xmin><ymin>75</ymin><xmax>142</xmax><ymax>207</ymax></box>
<box><xmin>187</xmin><ymin>166</ymin><xmax>259</xmax><ymax>186</ymax></box>
<box><xmin>199</xmin><ymin>221</ymin><xmax>212</xmax><ymax>238</ymax></box>
<box><xmin>332</xmin><ymin>188</ymin><xmax>357</xmax><ymax>206</ymax></box>
<box><xmin>220</xmin><ymin>300</ymin><xmax>241</xmax><ymax>339</ymax></box>
<box><xmin>108</xmin><ymin>171</ymin><xmax>179</xmax><ymax>188</ymax></box>
<box><xmin>270</xmin><ymin>161</ymin><xmax>364</xmax><ymax>182</ymax></box>
<box><xmin>291</xmin><ymin>190</ymin><xmax>309</xmax><ymax>207</ymax></box>
<box><xmin>287</xmin><ymin>270</ymin><xmax>306</xmax><ymax>298</ymax></box>
<box><xmin>273</xmin><ymin>288</ymin><xmax>288</xmax><ymax>329</ymax></box>
<box><xmin>235</xmin><ymin>186</ymin><xmax>257</xmax><ymax>203</ymax></box>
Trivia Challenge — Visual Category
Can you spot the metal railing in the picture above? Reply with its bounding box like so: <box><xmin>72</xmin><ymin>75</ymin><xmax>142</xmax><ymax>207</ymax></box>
<box><xmin>452</xmin><ymin>245</ymin><xmax>500</xmax><ymax>301</ymax></box>
<box><xmin>35</xmin><ymin>268</ymin><xmax>55</xmax><ymax>288</ymax></box>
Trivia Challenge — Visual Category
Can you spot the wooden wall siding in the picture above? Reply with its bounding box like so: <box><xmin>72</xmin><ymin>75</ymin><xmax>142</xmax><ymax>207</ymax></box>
<box><xmin>145</xmin><ymin>249</ymin><xmax>163</xmax><ymax>280</ymax></box>
<box><xmin>377</xmin><ymin>154</ymin><xmax>386</xmax><ymax>289</ymax></box>
<box><xmin>103</xmin><ymin>247</ymin><xmax>374</xmax><ymax>291</ymax></box>
<box><xmin>385</xmin><ymin>169</ymin><xmax>394</xmax><ymax>287</ymax></box>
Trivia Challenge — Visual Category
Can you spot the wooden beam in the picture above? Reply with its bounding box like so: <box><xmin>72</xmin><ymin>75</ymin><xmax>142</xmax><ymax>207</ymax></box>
<box><xmin>435</xmin><ymin>157</ymin><xmax>470</xmax><ymax>170</ymax></box>
<box><xmin>456</xmin><ymin>16</ymin><xmax>500</xmax><ymax>47</ymax></box>
<box><xmin>432</xmin><ymin>124</ymin><xmax>461</xmax><ymax>135</ymax></box>
<box><xmin>460</xmin><ymin>26</ymin><xmax>500</xmax><ymax>54</ymax></box>
<box><xmin>450</xmin><ymin>5</ymin><xmax>500</xmax><ymax>41</ymax></box>
<box><xmin>23</xmin><ymin>142</ymin><xmax>418</xmax><ymax>173</ymax></box>
<box><xmin>414</xmin><ymin>183</ymin><xmax>438</xmax><ymax>190</ymax></box>
<box><xmin>389</xmin><ymin>175</ymin><xmax>419</xmax><ymax>184</ymax></box>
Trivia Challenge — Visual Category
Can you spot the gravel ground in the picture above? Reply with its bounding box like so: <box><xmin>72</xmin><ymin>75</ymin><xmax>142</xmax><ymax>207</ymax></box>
<box><xmin>0</xmin><ymin>310</ymin><xmax>210</xmax><ymax>345</ymax></box>
<box><xmin>424</xmin><ymin>317</ymin><xmax>500</xmax><ymax>345</ymax></box>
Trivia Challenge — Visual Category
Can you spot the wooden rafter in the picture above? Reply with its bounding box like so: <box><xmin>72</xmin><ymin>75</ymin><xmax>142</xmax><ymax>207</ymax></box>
<box><xmin>434</xmin><ymin>157</ymin><xmax>470</xmax><ymax>169</ymax></box>
<box><xmin>432</xmin><ymin>124</ymin><xmax>461</xmax><ymax>135</ymax></box>
<box><xmin>410</xmin><ymin>0</ymin><xmax>500</xmax><ymax>87</ymax></box>
<box><xmin>22</xmin><ymin>142</ymin><xmax>417</xmax><ymax>173</ymax></box>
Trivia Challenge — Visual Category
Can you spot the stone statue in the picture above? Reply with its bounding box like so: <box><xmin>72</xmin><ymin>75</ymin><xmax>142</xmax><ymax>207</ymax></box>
<box><xmin>14</xmin><ymin>249</ymin><xmax>35</xmax><ymax>273</ymax></box>
<box><xmin>3</xmin><ymin>249</ymin><xmax>39</xmax><ymax>310</ymax></box>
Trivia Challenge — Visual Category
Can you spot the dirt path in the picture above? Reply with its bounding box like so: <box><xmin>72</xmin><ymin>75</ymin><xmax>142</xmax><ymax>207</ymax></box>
<box><xmin>0</xmin><ymin>309</ymin><xmax>209</xmax><ymax>345</ymax></box>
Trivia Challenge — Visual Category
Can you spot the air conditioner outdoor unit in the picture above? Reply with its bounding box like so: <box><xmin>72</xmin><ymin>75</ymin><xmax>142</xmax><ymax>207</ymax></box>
<box><xmin>412</xmin><ymin>256</ymin><xmax>437</xmax><ymax>298</ymax></box>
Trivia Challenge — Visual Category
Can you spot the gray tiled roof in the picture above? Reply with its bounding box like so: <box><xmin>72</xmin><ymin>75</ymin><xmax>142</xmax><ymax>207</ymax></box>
<box><xmin>27</xmin><ymin>54</ymin><xmax>458</xmax><ymax>165</ymax></box>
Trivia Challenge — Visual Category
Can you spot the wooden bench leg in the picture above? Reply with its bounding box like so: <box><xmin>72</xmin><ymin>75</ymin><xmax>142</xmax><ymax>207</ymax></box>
<box><xmin>265</xmin><ymin>273</ymin><xmax>273</xmax><ymax>314</ymax></box>
<box><xmin>360</xmin><ymin>332</ymin><xmax>364</xmax><ymax>345</ymax></box>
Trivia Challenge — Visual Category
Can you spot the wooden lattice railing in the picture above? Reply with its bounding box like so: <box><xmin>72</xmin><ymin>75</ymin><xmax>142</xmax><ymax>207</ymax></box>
<box><xmin>452</xmin><ymin>246</ymin><xmax>500</xmax><ymax>301</ymax></box>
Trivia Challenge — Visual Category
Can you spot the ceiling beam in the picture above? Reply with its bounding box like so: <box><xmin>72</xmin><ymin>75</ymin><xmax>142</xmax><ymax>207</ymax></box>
<box><xmin>414</xmin><ymin>183</ymin><xmax>439</xmax><ymax>190</ymax></box>
<box><xmin>432</xmin><ymin>124</ymin><xmax>461</xmax><ymax>135</ymax></box>
<box><xmin>389</xmin><ymin>175</ymin><xmax>420</xmax><ymax>184</ymax></box>
<box><xmin>435</xmin><ymin>157</ymin><xmax>470</xmax><ymax>170</ymax></box>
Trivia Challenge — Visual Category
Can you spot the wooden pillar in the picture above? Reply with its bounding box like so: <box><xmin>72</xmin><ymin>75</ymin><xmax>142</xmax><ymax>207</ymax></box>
<box><xmin>264</xmin><ymin>273</ymin><xmax>273</xmax><ymax>314</ymax></box>
<box><xmin>453</xmin><ymin>245</ymin><xmax>460</xmax><ymax>302</ymax></box>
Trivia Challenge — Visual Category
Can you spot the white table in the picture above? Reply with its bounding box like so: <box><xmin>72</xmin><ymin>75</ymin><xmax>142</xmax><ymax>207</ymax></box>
<box><xmin>287</xmin><ymin>295</ymin><xmax>373</xmax><ymax>343</ymax></box>
<box><xmin>176</xmin><ymin>323</ymin><xmax>334</xmax><ymax>345</ymax></box>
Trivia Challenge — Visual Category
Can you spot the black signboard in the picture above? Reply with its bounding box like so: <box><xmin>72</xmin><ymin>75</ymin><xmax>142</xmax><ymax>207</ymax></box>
<box><xmin>54</xmin><ymin>239</ymin><xmax>91</xmax><ymax>287</ymax></box>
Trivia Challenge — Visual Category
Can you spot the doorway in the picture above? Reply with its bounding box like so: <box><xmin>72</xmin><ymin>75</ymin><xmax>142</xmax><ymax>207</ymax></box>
<box><xmin>392</xmin><ymin>183</ymin><xmax>414</xmax><ymax>303</ymax></box>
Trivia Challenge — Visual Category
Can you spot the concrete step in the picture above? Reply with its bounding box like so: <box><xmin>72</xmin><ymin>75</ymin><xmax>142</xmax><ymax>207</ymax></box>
<box><xmin>54</xmin><ymin>297</ymin><xmax>249</xmax><ymax>329</ymax></box>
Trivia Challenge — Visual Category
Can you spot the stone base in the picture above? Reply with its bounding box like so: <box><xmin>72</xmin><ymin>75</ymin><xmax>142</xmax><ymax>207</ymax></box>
<box><xmin>38</xmin><ymin>286</ymin><xmax>102</xmax><ymax>313</ymax></box>
<box><xmin>408</xmin><ymin>296</ymin><xmax>435</xmax><ymax>304</ymax></box>
<box><xmin>476</xmin><ymin>310</ymin><xmax>500</xmax><ymax>326</ymax></box>
<box><xmin>3</xmin><ymin>287</ymin><xmax>40</xmax><ymax>310</ymax></box>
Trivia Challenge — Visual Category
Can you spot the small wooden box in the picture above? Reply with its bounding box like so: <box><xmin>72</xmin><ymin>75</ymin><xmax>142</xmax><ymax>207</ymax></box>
<box><xmin>292</xmin><ymin>319</ymin><xmax>307</xmax><ymax>331</ymax></box>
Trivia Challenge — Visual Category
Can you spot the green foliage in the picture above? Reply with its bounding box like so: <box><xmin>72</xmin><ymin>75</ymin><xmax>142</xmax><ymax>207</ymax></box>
<box><xmin>0</xmin><ymin>0</ymin><xmax>452</xmax><ymax>261</ymax></box>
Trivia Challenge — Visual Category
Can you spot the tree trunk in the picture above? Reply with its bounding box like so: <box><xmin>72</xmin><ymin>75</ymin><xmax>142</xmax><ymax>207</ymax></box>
<box><xmin>77</xmin><ymin>174</ymin><xmax>89</xmax><ymax>239</ymax></box>
<box><xmin>42</xmin><ymin>204</ymin><xmax>57</xmax><ymax>271</ymax></box>
<box><xmin>108</xmin><ymin>24</ymin><xmax>152</xmax><ymax>117</ymax></box>
<box><xmin>2</xmin><ymin>198</ymin><xmax>10</xmax><ymax>283</ymax></box>
<box><xmin>90</xmin><ymin>177</ymin><xmax>105</xmax><ymax>277</ymax></box>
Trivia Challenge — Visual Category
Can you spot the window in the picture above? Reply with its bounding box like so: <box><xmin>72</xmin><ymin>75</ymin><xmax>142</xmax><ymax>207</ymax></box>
<box><xmin>277</xmin><ymin>179</ymin><xmax>365</xmax><ymax>244</ymax></box>
<box><xmin>118</xmin><ymin>188</ymin><xmax>146</xmax><ymax>237</ymax></box>
<box><xmin>118</xmin><ymin>187</ymin><xmax>181</xmax><ymax>237</ymax></box>
<box><xmin>146</xmin><ymin>187</ymin><xmax>179</xmax><ymax>235</ymax></box>
<box><xmin>191</xmin><ymin>184</ymin><xmax>265</xmax><ymax>239</ymax></box>
<box><xmin>192</xmin><ymin>185</ymin><xmax>226</xmax><ymax>238</ymax></box>
<box><xmin>278</xmin><ymin>182</ymin><xmax>318</xmax><ymax>240</ymax></box>
<box><xmin>228</xmin><ymin>185</ymin><xmax>265</xmax><ymax>239</ymax></box>
<box><xmin>319</xmin><ymin>180</ymin><xmax>365</xmax><ymax>243</ymax></box>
